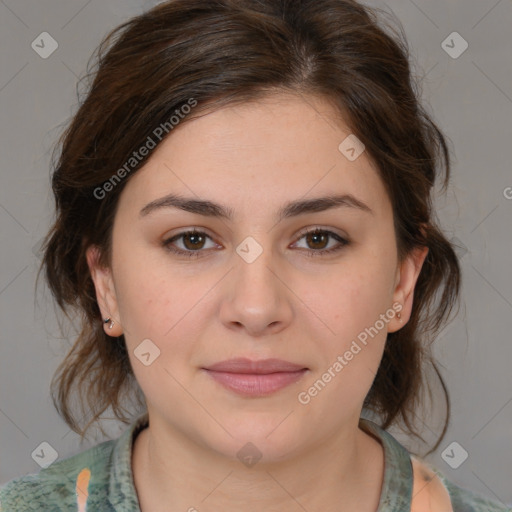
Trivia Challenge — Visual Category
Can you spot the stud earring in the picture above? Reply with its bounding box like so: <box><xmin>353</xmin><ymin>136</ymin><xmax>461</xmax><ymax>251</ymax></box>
<box><xmin>103</xmin><ymin>317</ymin><xmax>114</xmax><ymax>329</ymax></box>
<box><xmin>397</xmin><ymin>311</ymin><xmax>402</xmax><ymax>320</ymax></box>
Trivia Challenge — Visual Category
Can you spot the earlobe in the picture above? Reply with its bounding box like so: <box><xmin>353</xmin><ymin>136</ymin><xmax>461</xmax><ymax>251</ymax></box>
<box><xmin>85</xmin><ymin>245</ymin><xmax>123</xmax><ymax>336</ymax></box>
<box><xmin>103</xmin><ymin>317</ymin><xmax>115</xmax><ymax>330</ymax></box>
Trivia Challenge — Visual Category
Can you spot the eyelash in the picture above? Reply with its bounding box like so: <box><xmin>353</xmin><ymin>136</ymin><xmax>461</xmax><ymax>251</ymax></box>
<box><xmin>162</xmin><ymin>228</ymin><xmax>349</xmax><ymax>259</ymax></box>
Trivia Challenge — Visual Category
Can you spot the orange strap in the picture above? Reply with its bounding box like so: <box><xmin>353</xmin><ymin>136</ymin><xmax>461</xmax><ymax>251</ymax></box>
<box><xmin>410</xmin><ymin>456</ymin><xmax>454</xmax><ymax>512</ymax></box>
<box><xmin>76</xmin><ymin>467</ymin><xmax>91</xmax><ymax>512</ymax></box>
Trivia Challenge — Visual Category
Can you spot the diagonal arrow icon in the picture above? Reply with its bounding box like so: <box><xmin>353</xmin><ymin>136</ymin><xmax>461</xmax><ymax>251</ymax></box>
<box><xmin>134</xmin><ymin>339</ymin><xmax>161</xmax><ymax>366</ymax></box>
<box><xmin>31</xmin><ymin>441</ymin><xmax>59</xmax><ymax>468</ymax></box>
<box><xmin>237</xmin><ymin>442</ymin><xmax>262</xmax><ymax>468</ymax></box>
<box><xmin>236</xmin><ymin>236</ymin><xmax>263</xmax><ymax>263</ymax></box>
<box><xmin>441</xmin><ymin>441</ymin><xmax>468</xmax><ymax>469</ymax></box>
<box><xmin>31</xmin><ymin>32</ymin><xmax>58</xmax><ymax>59</ymax></box>
<box><xmin>441</xmin><ymin>32</ymin><xmax>468</xmax><ymax>59</ymax></box>
<box><xmin>338</xmin><ymin>134</ymin><xmax>365</xmax><ymax>161</ymax></box>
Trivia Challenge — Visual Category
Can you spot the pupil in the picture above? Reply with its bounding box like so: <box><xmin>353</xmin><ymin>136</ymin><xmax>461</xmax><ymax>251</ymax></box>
<box><xmin>186</xmin><ymin>233</ymin><xmax>203</xmax><ymax>249</ymax></box>
<box><xmin>309</xmin><ymin>231</ymin><xmax>327</xmax><ymax>249</ymax></box>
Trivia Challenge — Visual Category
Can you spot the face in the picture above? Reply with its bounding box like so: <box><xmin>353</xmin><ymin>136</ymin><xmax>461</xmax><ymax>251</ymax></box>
<box><xmin>87</xmin><ymin>92</ymin><xmax>427</xmax><ymax>462</ymax></box>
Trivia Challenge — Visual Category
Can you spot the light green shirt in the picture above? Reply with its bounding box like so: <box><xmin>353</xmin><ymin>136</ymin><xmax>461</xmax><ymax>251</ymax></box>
<box><xmin>1</xmin><ymin>413</ymin><xmax>509</xmax><ymax>511</ymax></box>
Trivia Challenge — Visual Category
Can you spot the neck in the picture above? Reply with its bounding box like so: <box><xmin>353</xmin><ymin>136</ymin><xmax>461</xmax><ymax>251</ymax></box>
<box><xmin>132</xmin><ymin>417</ymin><xmax>384</xmax><ymax>512</ymax></box>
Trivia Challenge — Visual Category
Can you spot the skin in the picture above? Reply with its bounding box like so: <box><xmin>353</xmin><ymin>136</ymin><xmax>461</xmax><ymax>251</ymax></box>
<box><xmin>87</xmin><ymin>92</ymin><xmax>428</xmax><ymax>512</ymax></box>
<box><xmin>411</xmin><ymin>457</ymin><xmax>454</xmax><ymax>511</ymax></box>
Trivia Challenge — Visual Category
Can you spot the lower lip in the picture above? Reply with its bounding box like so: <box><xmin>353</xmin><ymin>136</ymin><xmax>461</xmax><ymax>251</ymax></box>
<box><xmin>203</xmin><ymin>369</ymin><xmax>308</xmax><ymax>396</ymax></box>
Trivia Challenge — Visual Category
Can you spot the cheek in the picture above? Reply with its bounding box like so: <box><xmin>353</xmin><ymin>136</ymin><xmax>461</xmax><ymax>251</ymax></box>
<box><xmin>317</xmin><ymin>259</ymin><xmax>396</xmax><ymax>337</ymax></box>
<box><xmin>112</xmin><ymin>237</ymin><xmax>186</xmax><ymax>333</ymax></box>
<box><xmin>301</xmin><ymin>251</ymin><xmax>396</xmax><ymax>396</ymax></box>
<box><xmin>114</xmin><ymin>266</ymin><xmax>206</xmax><ymax>401</ymax></box>
<box><xmin>113</xmin><ymin>247</ymin><xmax>218</xmax><ymax>370</ymax></box>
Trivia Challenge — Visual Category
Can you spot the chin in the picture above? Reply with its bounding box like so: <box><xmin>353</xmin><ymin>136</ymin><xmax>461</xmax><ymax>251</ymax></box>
<box><xmin>201</xmin><ymin>411</ymin><xmax>306</xmax><ymax>465</ymax></box>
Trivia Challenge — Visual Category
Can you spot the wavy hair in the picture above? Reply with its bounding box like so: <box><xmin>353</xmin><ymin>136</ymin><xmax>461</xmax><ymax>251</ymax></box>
<box><xmin>38</xmin><ymin>0</ymin><xmax>460</xmax><ymax>454</ymax></box>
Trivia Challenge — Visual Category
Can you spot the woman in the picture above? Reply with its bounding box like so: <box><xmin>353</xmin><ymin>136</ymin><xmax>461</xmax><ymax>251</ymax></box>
<box><xmin>0</xmin><ymin>0</ymin><xmax>508</xmax><ymax>510</ymax></box>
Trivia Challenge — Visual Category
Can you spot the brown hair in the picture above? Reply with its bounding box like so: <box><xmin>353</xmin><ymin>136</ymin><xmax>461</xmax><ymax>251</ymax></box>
<box><xmin>39</xmin><ymin>0</ymin><xmax>460</xmax><ymax>453</ymax></box>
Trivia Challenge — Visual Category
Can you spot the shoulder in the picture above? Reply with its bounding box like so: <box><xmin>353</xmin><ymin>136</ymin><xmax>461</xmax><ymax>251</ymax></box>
<box><xmin>0</xmin><ymin>438</ymin><xmax>116</xmax><ymax>512</ymax></box>
<box><xmin>411</xmin><ymin>456</ymin><xmax>511</xmax><ymax>512</ymax></box>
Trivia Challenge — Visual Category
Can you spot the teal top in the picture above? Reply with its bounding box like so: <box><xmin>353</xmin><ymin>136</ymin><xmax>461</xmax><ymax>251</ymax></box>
<box><xmin>0</xmin><ymin>413</ymin><xmax>509</xmax><ymax>511</ymax></box>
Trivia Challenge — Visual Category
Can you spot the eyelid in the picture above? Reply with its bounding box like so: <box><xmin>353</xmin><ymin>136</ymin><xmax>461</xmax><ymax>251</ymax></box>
<box><xmin>163</xmin><ymin>225</ymin><xmax>346</xmax><ymax>245</ymax></box>
<box><xmin>290</xmin><ymin>226</ymin><xmax>350</xmax><ymax>255</ymax></box>
<box><xmin>293</xmin><ymin>225</ymin><xmax>348</xmax><ymax>241</ymax></box>
<box><xmin>162</xmin><ymin>225</ymin><xmax>350</xmax><ymax>258</ymax></box>
<box><xmin>163</xmin><ymin>228</ymin><xmax>220</xmax><ymax>249</ymax></box>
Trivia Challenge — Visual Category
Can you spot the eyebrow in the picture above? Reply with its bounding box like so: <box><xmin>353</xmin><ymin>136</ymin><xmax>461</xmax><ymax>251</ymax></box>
<box><xmin>139</xmin><ymin>192</ymin><xmax>373</xmax><ymax>221</ymax></box>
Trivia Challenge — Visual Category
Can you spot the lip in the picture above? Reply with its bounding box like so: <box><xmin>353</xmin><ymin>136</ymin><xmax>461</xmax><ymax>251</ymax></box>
<box><xmin>202</xmin><ymin>358</ymin><xmax>309</xmax><ymax>397</ymax></box>
<box><xmin>204</xmin><ymin>358</ymin><xmax>307</xmax><ymax>374</ymax></box>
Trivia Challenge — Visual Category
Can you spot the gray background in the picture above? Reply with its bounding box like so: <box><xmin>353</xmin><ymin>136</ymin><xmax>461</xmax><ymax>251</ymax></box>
<box><xmin>1</xmin><ymin>0</ymin><xmax>511</xmax><ymax>507</ymax></box>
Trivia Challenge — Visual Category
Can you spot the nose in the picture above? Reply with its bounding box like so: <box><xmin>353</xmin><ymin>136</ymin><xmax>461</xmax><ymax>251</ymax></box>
<box><xmin>219</xmin><ymin>243</ymin><xmax>294</xmax><ymax>337</ymax></box>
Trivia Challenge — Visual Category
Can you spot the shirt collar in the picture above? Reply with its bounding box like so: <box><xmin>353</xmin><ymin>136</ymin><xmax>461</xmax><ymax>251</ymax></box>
<box><xmin>106</xmin><ymin>413</ymin><xmax>412</xmax><ymax>512</ymax></box>
<box><xmin>359</xmin><ymin>418</ymin><xmax>414</xmax><ymax>511</ymax></box>
<box><xmin>108</xmin><ymin>411</ymin><xmax>149</xmax><ymax>511</ymax></box>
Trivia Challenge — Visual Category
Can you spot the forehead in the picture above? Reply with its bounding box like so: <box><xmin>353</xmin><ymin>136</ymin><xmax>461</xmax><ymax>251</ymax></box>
<box><xmin>117</xmin><ymin>93</ymin><xmax>391</xmax><ymax>220</ymax></box>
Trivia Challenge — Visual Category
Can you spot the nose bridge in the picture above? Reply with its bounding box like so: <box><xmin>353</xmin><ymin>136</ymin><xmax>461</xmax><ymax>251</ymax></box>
<box><xmin>220</xmin><ymin>234</ymin><xmax>293</xmax><ymax>333</ymax></box>
<box><xmin>234</xmin><ymin>234</ymin><xmax>280</xmax><ymax>304</ymax></box>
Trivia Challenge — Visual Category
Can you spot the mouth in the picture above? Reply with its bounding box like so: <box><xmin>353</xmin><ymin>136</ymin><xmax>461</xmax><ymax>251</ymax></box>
<box><xmin>202</xmin><ymin>358</ymin><xmax>309</xmax><ymax>397</ymax></box>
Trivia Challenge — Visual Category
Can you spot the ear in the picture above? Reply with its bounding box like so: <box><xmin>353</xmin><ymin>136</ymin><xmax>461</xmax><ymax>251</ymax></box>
<box><xmin>86</xmin><ymin>245</ymin><xmax>123</xmax><ymax>337</ymax></box>
<box><xmin>388</xmin><ymin>245</ymin><xmax>429</xmax><ymax>333</ymax></box>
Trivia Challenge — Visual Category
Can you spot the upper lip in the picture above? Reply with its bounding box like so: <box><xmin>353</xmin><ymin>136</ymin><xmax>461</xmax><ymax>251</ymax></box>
<box><xmin>203</xmin><ymin>358</ymin><xmax>307</xmax><ymax>374</ymax></box>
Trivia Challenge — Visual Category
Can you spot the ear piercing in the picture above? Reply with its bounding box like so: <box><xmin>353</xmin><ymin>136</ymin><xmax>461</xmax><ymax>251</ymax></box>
<box><xmin>103</xmin><ymin>317</ymin><xmax>114</xmax><ymax>329</ymax></box>
<box><xmin>105</xmin><ymin>311</ymin><xmax>402</xmax><ymax>329</ymax></box>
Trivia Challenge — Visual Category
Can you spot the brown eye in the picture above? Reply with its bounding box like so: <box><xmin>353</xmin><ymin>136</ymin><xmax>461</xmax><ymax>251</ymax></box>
<box><xmin>182</xmin><ymin>231</ymin><xmax>206</xmax><ymax>250</ymax></box>
<box><xmin>293</xmin><ymin>228</ymin><xmax>349</xmax><ymax>257</ymax></box>
<box><xmin>305</xmin><ymin>230</ymin><xmax>329</xmax><ymax>250</ymax></box>
<box><xmin>162</xmin><ymin>230</ymin><xmax>217</xmax><ymax>258</ymax></box>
